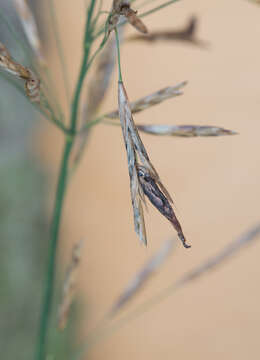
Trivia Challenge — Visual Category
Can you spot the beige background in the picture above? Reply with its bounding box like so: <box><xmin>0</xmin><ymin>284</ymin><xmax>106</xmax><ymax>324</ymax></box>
<box><xmin>38</xmin><ymin>0</ymin><xmax>260</xmax><ymax>359</ymax></box>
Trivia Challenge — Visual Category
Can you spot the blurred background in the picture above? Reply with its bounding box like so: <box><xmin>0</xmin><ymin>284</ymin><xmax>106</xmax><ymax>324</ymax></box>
<box><xmin>1</xmin><ymin>0</ymin><xmax>260</xmax><ymax>359</ymax></box>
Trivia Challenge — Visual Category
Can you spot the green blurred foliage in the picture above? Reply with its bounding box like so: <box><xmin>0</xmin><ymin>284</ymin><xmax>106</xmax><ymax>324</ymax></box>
<box><xmin>0</xmin><ymin>3</ymin><xmax>76</xmax><ymax>359</ymax></box>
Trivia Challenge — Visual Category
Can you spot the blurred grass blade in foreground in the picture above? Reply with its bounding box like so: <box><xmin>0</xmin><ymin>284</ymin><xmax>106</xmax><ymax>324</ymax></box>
<box><xmin>109</xmin><ymin>238</ymin><xmax>175</xmax><ymax>316</ymax></box>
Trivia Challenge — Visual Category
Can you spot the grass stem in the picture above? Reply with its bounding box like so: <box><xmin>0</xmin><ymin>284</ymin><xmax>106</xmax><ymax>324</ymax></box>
<box><xmin>35</xmin><ymin>1</ymin><xmax>97</xmax><ymax>359</ymax></box>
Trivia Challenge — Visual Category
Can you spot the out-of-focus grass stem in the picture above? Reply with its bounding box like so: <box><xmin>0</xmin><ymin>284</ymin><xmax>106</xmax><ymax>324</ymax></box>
<box><xmin>47</xmin><ymin>0</ymin><xmax>71</xmax><ymax>107</ymax></box>
<box><xmin>35</xmin><ymin>1</ymin><xmax>98</xmax><ymax>359</ymax></box>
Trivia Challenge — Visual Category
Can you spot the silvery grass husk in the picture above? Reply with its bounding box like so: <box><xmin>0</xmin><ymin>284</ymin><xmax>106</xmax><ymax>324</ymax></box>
<box><xmin>14</xmin><ymin>0</ymin><xmax>45</xmax><ymax>66</ymax></box>
<box><xmin>118</xmin><ymin>81</ymin><xmax>190</xmax><ymax>248</ymax></box>
<box><xmin>109</xmin><ymin>238</ymin><xmax>175</xmax><ymax>316</ymax></box>
<box><xmin>109</xmin><ymin>0</ymin><xmax>148</xmax><ymax>34</ymax></box>
<box><xmin>128</xmin><ymin>16</ymin><xmax>208</xmax><ymax>48</ymax></box>
<box><xmin>58</xmin><ymin>239</ymin><xmax>84</xmax><ymax>331</ymax></box>
<box><xmin>105</xmin><ymin>81</ymin><xmax>186</xmax><ymax>119</ymax></box>
<box><xmin>0</xmin><ymin>41</ymin><xmax>40</xmax><ymax>102</ymax></box>
<box><xmin>137</xmin><ymin>124</ymin><xmax>237</xmax><ymax>137</ymax></box>
<box><xmin>118</xmin><ymin>81</ymin><xmax>147</xmax><ymax>246</ymax></box>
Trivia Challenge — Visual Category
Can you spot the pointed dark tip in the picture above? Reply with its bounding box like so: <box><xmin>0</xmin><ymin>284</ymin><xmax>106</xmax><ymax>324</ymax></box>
<box><xmin>178</xmin><ymin>233</ymin><xmax>191</xmax><ymax>249</ymax></box>
<box><xmin>183</xmin><ymin>242</ymin><xmax>191</xmax><ymax>249</ymax></box>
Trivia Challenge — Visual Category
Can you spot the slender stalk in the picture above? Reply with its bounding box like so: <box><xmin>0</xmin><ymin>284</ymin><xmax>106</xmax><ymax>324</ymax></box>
<box><xmin>35</xmin><ymin>1</ymin><xmax>97</xmax><ymax>359</ymax></box>
<box><xmin>115</xmin><ymin>27</ymin><xmax>123</xmax><ymax>82</ymax></box>
<box><xmin>35</xmin><ymin>137</ymin><xmax>73</xmax><ymax>360</ymax></box>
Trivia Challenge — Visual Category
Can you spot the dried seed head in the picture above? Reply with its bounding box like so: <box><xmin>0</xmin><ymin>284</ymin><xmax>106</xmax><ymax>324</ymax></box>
<box><xmin>118</xmin><ymin>81</ymin><xmax>147</xmax><ymax>245</ymax></box>
<box><xmin>0</xmin><ymin>42</ymin><xmax>41</xmax><ymax>102</ymax></box>
<box><xmin>118</xmin><ymin>81</ymin><xmax>189</xmax><ymax>248</ymax></box>
<box><xmin>106</xmin><ymin>82</ymin><xmax>187</xmax><ymax>119</ymax></box>
<box><xmin>137</xmin><ymin>124</ymin><xmax>237</xmax><ymax>137</ymax></box>
<box><xmin>58</xmin><ymin>239</ymin><xmax>84</xmax><ymax>330</ymax></box>
<box><xmin>109</xmin><ymin>0</ymin><xmax>148</xmax><ymax>34</ymax></box>
<box><xmin>25</xmin><ymin>69</ymin><xmax>41</xmax><ymax>103</ymax></box>
<box><xmin>121</xmin><ymin>7</ymin><xmax>148</xmax><ymax>34</ymax></box>
<box><xmin>14</xmin><ymin>0</ymin><xmax>45</xmax><ymax>66</ymax></box>
<box><xmin>137</xmin><ymin>166</ymin><xmax>190</xmax><ymax>248</ymax></box>
<box><xmin>0</xmin><ymin>42</ymin><xmax>29</xmax><ymax>78</ymax></box>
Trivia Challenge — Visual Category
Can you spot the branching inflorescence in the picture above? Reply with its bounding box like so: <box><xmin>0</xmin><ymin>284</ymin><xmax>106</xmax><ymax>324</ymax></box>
<box><xmin>0</xmin><ymin>0</ymin><xmax>243</xmax><ymax>359</ymax></box>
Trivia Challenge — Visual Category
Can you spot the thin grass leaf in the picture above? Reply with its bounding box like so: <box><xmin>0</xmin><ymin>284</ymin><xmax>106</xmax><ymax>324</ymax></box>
<box><xmin>14</xmin><ymin>0</ymin><xmax>46</xmax><ymax>66</ymax></box>
<box><xmin>109</xmin><ymin>238</ymin><xmax>175</xmax><ymax>316</ymax></box>
<box><xmin>58</xmin><ymin>239</ymin><xmax>84</xmax><ymax>331</ymax></box>
<box><xmin>105</xmin><ymin>81</ymin><xmax>186</xmax><ymax>119</ymax></box>
<box><xmin>137</xmin><ymin>124</ymin><xmax>237</xmax><ymax>137</ymax></box>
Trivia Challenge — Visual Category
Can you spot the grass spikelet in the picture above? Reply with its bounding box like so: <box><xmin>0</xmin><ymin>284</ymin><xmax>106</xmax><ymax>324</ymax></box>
<box><xmin>105</xmin><ymin>81</ymin><xmax>187</xmax><ymax>118</ymax></box>
<box><xmin>137</xmin><ymin>124</ymin><xmax>238</xmax><ymax>137</ymax></box>
<box><xmin>118</xmin><ymin>81</ymin><xmax>147</xmax><ymax>245</ymax></box>
<box><xmin>58</xmin><ymin>239</ymin><xmax>84</xmax><ymax>331</ymax></box>
<box><xmin>109</xmin><ymin>0</ymin><xmax>148</xmax><ymax>34</ymax></box>
<box><xmin>128</xmin><ymin>16</ymin><xmax>208</xmax><ymax>48</ymax></box>
<box><xmin>14</xmin><ymin>0</ymin><xmax>45</xmax><ymax>66</ymax></box>
<box><xmin>118</xmin><ymin>81</ymin><xmax>189</xmax><ymax>248</ymax></box>
<box><xmin>0</xmin><ymin>41</ymin><xmax>40</xmax><ymax>102</ymax></box>
<box><xmin>137</xmin><ymin>166</ymin><xmax>190</xmax><ymax>248</ymax></box>
<box><xmin>109</xmin><ymin>238</ymin><xmax>175</xmax><ymax>316</ymax></box>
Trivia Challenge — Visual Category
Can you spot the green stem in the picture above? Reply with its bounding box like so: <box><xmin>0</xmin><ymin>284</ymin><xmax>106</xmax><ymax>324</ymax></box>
<box><xmin>35</xmin><ymin>1</ymin><xmax>97</xmax><ymax>359</ymax></box>
<box><xmin>115</xmin><ymin>27</ymin><xmax>123</xmax><ymax>82</ymax></box>
<box><xmin>35</xmin><ymin>137</ymin><xmax>73</xmax><ymax>360</ymax></box>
